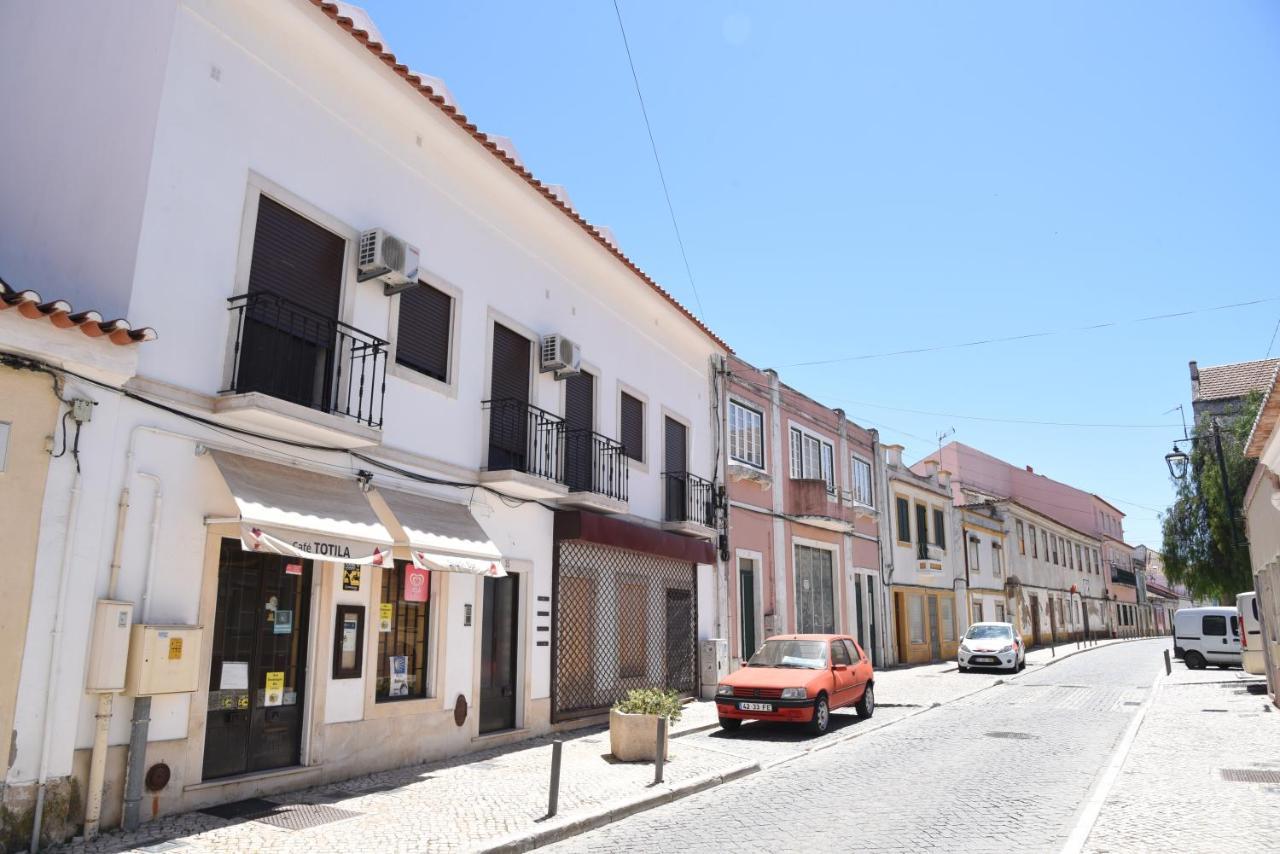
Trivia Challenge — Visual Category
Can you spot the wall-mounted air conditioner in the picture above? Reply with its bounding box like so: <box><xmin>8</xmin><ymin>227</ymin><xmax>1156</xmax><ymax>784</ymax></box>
<box><xmin>539</xmin><ymin>334</ymin><xmax>581</xmax><ymax>379</ymax></box>
<box><xmin>357</xmin><ymin>228</ymin><xmax>420</xmax><ymax>293</ymax></box>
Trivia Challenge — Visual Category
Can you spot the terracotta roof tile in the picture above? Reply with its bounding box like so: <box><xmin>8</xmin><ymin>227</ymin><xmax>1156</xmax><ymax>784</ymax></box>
<box><xmin>0</xmin><ymin>278</ymin><xmax>156</xmax><ymax>345</ymax></box>
<box><xmin>312</xmin><ymin>1</ymin><xmax>729</xmax><ymax>353</ymax></box>
<box><xmin>1193</xmin><ymin>358</ymin><xmax>1280</xmax><ymax>402</ymax></box>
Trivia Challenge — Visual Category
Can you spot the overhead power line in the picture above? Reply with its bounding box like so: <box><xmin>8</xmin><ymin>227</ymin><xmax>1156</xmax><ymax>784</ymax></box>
<box><xmin>611</xmin><ymin>0</ymin><xmax>707</xmax><ymax>322</ymax></box>
<box><xmin>777</xmin><ymin>296</ymin><xmax>1280</xmax><ymax>369</ymax></box>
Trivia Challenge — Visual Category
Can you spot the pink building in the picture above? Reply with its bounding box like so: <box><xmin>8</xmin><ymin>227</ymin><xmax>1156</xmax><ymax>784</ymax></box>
<box><xmin>718</xmin><ymin>356</ymin><xmax>883</xmax><ymax>669</ymax></box>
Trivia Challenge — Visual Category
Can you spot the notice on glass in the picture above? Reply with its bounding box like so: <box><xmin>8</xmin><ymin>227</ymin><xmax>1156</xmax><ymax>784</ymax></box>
<box><xmin>220</xmin><ymin>661</ymin><xmax>249</xmax><ymax>691</ymax></box>
<box><xmin>379</xmin><ymin>603</ymin><xmax>394</xmax><ymax>632</ymax></box>
<box><xmin>264</xmin><ymin>671</ymin><xmax>285</xmax><ymax>707</ymax></box>
<box><xmin>389</xmin><ymin>655</ymin><xmax>409</xmax><ymax>697</ymax></box>
<box><xmin>273</xmin><ymin>609</ymin><xmax>293</xmax><ymax>635</ymax></box>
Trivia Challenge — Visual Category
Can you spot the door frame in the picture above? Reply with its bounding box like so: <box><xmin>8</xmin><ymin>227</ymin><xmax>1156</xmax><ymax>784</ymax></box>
<box><xmin>470</xmin><ymin>560</ymin><xmax>530</xmax><ymax>737</ymax></box>
<box><xmin>735</xmin><ymin>549</ymin><xmax>764</xmax><ymax>665</ymax></box>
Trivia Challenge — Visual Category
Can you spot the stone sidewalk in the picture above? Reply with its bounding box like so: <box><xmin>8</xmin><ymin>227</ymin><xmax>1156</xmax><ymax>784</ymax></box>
<box><xmin>53</xmin><ymin>637</ymin><xmax>1151</xmax><ymax>854</ymax></box>
<box><xmin>1083</xmin><ymin>661</ymin><xmax>1280</xmax><ymax>852</ymax></box>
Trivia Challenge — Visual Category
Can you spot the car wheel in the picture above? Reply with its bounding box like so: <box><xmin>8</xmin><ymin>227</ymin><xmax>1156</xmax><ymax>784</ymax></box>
<box><xmin>718</xmin><ymin>717</ymin><xmax>741</xmax><ymax>732</ymax></box>
<box><xmin>1185</xmin><ymin>650</ymin><xmax>1207</xmax><ymax>670</ymax></box>
<box><xmin>1018</xmin><ymin>657</ymin><xmax>1026</xmax><ymax>672</ymax></box>
<box><xmin>807</xmin><ymin>693</ymin><xmax>830</xmax><ymax>735</ymax></box>
<box><xmin>855</xmin><ymin>683</ymin><xmax>875</xmax><ymax>719</ymax></box>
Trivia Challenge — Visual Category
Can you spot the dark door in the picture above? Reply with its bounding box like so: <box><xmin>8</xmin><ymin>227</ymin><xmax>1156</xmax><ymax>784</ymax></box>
<box><xmin>739</xmin><ymin>561</ymin><xmax>756</xmax><ymax>660</ymax></box>
<box><xmin>663</xmin><ymin>417</ymin><xmax>688</xmax><ymax>519</ymax></box>
<box><xmin>866</xmin><ymin>575</ymin><xmax>879</xmax><ymax>665</ymax></box>
<box><xmin>564</xmin><ymin>371</ymin><xmax>595</xmax><ymax>492</ymax></box>
<box><xmin>927</xmin><ymin>596</ymin><xmax>941</xmax><ymax>659</ymax></box>
<box><xmin>488</xmin><ymin>324</ymin><xmax>532</xmax><ymax>471</ymax></box>
<box><xmin>664</xmin><ymin>588</ymin><xmax>695</xmax><ymax>693</ymax></box>
<box><xmin>203</xmin><ymin>539</ymin><xmax>311</xmax><ymax>780</ymax></box>
<box><xmin>1029</xmin><ymin>595</ymin><xmax>1042</xmax><ymax>645</ymax></box>
<box><xmin>480</xmin><ymin>574</ymin><xmax>520</xmax><ymax>733</ymax></box>
<box><xmin>239</xmin><ymin>196</ymin><xmax>345</xmax><ymax>409</ymax></box>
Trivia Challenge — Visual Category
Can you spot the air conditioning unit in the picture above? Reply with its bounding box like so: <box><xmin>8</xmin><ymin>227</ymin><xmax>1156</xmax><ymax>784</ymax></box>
<box><xmin>539</xmin><ymin>334</ymin><xmax>581</xmax><ymax>379</ymax></box>
<box><xmin>357</xmin><ymin>228</ymin><xmax>420</xmax><ymax>293</ymax></box>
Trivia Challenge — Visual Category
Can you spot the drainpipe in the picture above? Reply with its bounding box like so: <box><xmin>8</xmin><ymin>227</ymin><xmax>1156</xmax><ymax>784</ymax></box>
<box><xmin>30</xmin><ymin>469</ymin><xmax>81</xmax><ymax>853</ymax></box>
<box><xmin>121</xmin><ymin>472</ymin><xmax>162</xmax><ymax>831</ymax></box>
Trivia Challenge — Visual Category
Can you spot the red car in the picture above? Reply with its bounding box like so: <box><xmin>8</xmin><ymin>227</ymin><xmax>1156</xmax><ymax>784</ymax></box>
<box><xmin>715</xmin><ymin>634</ymin><xmax>875</xmax><ymax>734</ymax></box>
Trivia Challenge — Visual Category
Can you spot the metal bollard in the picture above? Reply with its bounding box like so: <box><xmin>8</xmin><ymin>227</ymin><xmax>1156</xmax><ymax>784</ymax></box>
<box><xmin>654</xmin><ymin>716</ymin><xmax>667</xmax><ymax>784</ymax></box>
<box><xmin>547</xmin><ymin>739</ymin><xmax>563</xmax><ymax>817</ymax></box>
<box><xmin>1163</xmin><ymin>649</ymin><xmax>1171</xmax><ymax>676</ymax></box>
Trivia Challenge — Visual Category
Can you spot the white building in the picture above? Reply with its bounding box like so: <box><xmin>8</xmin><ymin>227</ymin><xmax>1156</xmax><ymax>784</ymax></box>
<box><xmin>1</xmin><ymin>0</ymin><xmax>725</xmax><ymax>844</ymax></box>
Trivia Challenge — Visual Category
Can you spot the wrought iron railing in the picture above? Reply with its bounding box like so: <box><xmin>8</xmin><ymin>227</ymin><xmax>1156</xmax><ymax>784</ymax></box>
<box><xmin>917</xmin><ymin>539</ymin><xmax>931</xmax><ymax>560</ymax></box>
<box><xmin>483</xmin><ymin>398</ymin><xmax>565</xmax><ymax>483</ymax></box>
<box><xmin>223</xmin><ymin>291</ymin><xmax>388</xmax><ymax>428</ymax></box>
<box><xmin>564</xmin><ymin>428</ymin><xmax>629</xmax><ymax>501</ymax></box>
<box><xmin>662</xmin><ymin>471</ymin><xmax>715</xmax><ymax>528</ymax></box>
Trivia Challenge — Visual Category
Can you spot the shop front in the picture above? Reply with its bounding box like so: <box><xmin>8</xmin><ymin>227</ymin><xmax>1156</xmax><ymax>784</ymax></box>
<box><xmin>892</xmin><ymin>584</ymin><xmax>962</xmax><ymax>664</ymax></box>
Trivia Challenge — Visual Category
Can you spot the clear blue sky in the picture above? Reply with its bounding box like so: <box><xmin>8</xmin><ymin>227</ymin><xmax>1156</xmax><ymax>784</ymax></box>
<box><xmin>358</xmin><ymin>1</ymin><xmax>1280</xmax><ymax>547</ymax></box>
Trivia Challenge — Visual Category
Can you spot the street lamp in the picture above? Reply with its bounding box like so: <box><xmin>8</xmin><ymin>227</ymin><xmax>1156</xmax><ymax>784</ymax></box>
<box><xmin>1165</xmin><ymin>446</ymin><xmax>1190</xmax><ymax>480</ymax></box>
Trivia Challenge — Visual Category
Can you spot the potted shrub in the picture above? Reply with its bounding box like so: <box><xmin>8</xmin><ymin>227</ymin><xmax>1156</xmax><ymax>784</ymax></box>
<box><xmin>609</xmin><ymin>688</ymin><xmax>683</xmax><ymax>762</ymax></box>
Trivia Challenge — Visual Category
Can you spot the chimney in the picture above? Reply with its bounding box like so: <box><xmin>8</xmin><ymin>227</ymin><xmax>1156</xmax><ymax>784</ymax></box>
<box><xmin>938</xmin><ymin>469</ymin><xmax>952</xmax><ymax>489</ymax></box>
<box><xmin>884</xmin><ymin>444</ymin><xmax>904</xmax><ymax>468</ymax></box>
<box><xmin>1189</xmin><ymin>360</ymin><xmax>1200</xmax><ymax>400</ymax></box>
<box><xmin>1025</xmin><ymin>465</ymin><xmax>1033</xmax><ymax>474</ymax></box>
<box><xmin>923</xmin><ymin>459</ymin><xmax>940</xmax><ymax>478</ymax></box>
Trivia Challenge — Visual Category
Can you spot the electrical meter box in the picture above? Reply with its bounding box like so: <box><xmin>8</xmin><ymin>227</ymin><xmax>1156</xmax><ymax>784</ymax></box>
<box><xmin>125</xmin><ymin>625</ymin><xmax>203</xmax><ymax>696</ymax></box>
<box><xmin>86</xmin><ymin>599</ymin><xmax>135</xmax><ymax>692</ymax></box>
<box><xmin>698</xmin><ymin>638</ymin><xmax>729</xmax><ymax>699</ymax></box>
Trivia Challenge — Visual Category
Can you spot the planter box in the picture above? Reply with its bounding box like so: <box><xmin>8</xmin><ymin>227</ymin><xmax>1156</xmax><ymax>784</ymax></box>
<box><xmin>609</xmin><ymin>708</ymin><xmax>670</xmax><ymax>762</ymax></box>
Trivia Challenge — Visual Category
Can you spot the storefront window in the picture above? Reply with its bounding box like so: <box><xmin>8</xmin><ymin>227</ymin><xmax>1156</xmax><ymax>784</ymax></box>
<box><xmin>376</xmin><ymin>561</ymin><xmax>431</xmax><ymax>701</ymax></box>
<box><xmin>940</xmin><ymin>597</ymin><xmax>955</xmax><ymax>642</ymax></box>
<box><xmin>909</xmin><ymin>595</ymin><xmax>925</xmax><ymax>644</ymax></box>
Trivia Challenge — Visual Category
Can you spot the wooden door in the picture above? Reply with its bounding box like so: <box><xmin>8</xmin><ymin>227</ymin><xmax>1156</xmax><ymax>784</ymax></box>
<box><xmin>479</xmin><ymin>574</ymin><xmax>520</xmax><ymax>733</ymax></box>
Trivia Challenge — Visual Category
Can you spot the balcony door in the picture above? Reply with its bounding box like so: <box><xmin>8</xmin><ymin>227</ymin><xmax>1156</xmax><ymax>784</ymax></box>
<box><xmin>564</xmin><ymin>371</ymin><xmax>595</xmax><ymax>492</ymax></box>
<box><xmin>664</xmin><ymin>417</ymin><xmax>688</xmax><ymax>518</ymax></box>
<box><xmin>487</xmin><ymin>324</ymin><xmax>532</xmax><ymax>471</ymax></box>
<box><xmin>239</xmin><ymin>196</ymin><xmax>345</xmax><ymax>409</ymax></box>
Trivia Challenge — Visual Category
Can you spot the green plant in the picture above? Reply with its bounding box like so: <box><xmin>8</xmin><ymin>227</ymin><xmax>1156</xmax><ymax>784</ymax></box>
<box><xmin>612</xmin><ymin>688</ymin><xmax>683</xmax><ymax>721</ymax></box>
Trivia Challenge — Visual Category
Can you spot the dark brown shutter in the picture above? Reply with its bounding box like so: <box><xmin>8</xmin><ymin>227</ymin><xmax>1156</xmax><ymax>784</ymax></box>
<box><xmin>490</xmin><ymin>324</ymin><xmax>530</xmax><ymax>404</ymax></box>
<box><xmin>247</xmin><ymin>196</ymin><xmax>344</xmax><ymax>320</ymax></box>
<box><xmin>619</xmin><ymin>392</ymin><xmax>644</xmax><ymax>462</ymax></box>
<box><xmin>664</xmin><ymin>417</ymin><xmax>687</xmax><ymax>474</ymax></box>
<box><xmin>396</xmin><ymin>282</ymin><xmax>452</xmax><ymax>382</ymax></box>
<box><xmin>564</xmin><ymin>371</ymin><xmax>594</xmax><ymax>431</ymax></box>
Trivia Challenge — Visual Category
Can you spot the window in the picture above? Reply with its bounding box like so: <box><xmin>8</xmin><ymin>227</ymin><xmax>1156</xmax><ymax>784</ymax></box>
<box><xmin>851</xmin><ymin>456</ymin><xmax>874</xmax><ymax>506</ymax></box>
<box><xmin>620</xmin><ymin>391</ymin><xmax>644</xmax><ymax>462</ymax></box>
<box><xmin>1016</xmin><ymin>520</ymin><xmax>1025</xmax><ymax>555</ymax></box>
<box><xmin>395</xmin><ymin>281</ymin><xmax>452</xmax><ymax>382</ymax></box>
<box><xmin>790</xmin><ymin>427</ymin><xmax>834</xmax><ymax>491</ymax></box>
<box><xmin>1030</xmin><ymin>525</ymin><xmax>1038</xmax><ymax>558</ymax></box>
<box><xmin>1230</xmin><ymin>615</ymin><xmax>1240</xmax><ymax>637</ymax></box>
<box><xmin>377</xmin><ymin>561</ymin><xmax>431</xmax><ymax>701</ymax></box>
<box><xmin>727</xmin><ymin>400</ymin><xmax>764</xmax><ymax>468</ymax></box>
<box><xmin>909</xmin><ymin>596</ymin><xmax>925</xmax><ymax>644</ymax></box>
<box><xmin>844</xmin><ymin>639</ymin><xmax>862</xmax><ymax>663</ymax></box>
<box><xmin>973</xmin><ymin>602</ymin><xmax>984</xmax><ymax>623</ymax></box>
<box><xmin>992</xmin><ymin>544</ymin><xmax>1003</xmax><ymax>577</ymax></box>
<box><xmin>618</xmin><ymin>581</ymin><xmax>647</xmax><ymax>678</ymax></box>
<box><xmin>794</xmin><ymin>545</ymin><xmax>836</xmax><ymax>634</ymax></box>
<box><xmin>995</xmin><ymin>603</ymin><xmax>1006</xmax><ymax>622</ymax></box>
<box><xmin>830</xmin><ymin>640</ymin><xmax>852</xmax><ymax>666</ymax></box>
<box><xmin>915</xmin><ymin>503</ymin><xmax>930</xmax><ymax>546</ymax></box>
<box><xmin>1198</xmin><ymin>617</ymin><xmax>1228</xmax><ymax>637</ymax></box>
<box><xmin>821</xmin><ymin>443</ymin><xmax>835</xmax><ymax>492</ymax></box>
<box><xmin>1093</xmin><ymin>548</ymin><xmax>1100</xmax><ymax>574</ymax></box>
<box><xmin>967</xmin><ymin>537</ymin><xmax>981</xmax><ymax>573</ymax></box>
<box><xmin>940</xmin><ymin>597</ymin><xmax>955</xmax><ymax>642</ymax></box>
<box><xmin>932</xmin><ymin>508</ymin><xmax>946</xmax><ymax>549</ymax></box>
<box><xmin>896</xmin><ymin>497</ymin><xmax>911</xmax><ymax>543</ymax></box>
<box><xmin>1051</xmin><ymin>536</ymin><xmax>1059</xmax><ymax>565</ymax></box>
<box><xmin>1042</xmin><ymin>531</ymin><xmax>1049</xmax><ymax>559</ymax></box>
<box><xmin>1075</xmin><ymin>544</ymin><xmax>1083</xmax><ymax>571</ymax></box>
<box><xmin>1067</xmin><ymin>541</ymin><xmax>1074</xmax><ymax>569</ymax></box>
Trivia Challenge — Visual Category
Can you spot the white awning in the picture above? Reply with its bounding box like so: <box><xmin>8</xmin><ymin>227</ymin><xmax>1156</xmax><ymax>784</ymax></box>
<box><xmin>372</xmin><ymin>486</ymin><xmax>507</xmax><ymax>576</ymax></box>
<box><xmin>209</xmin><ymin>451</ymin><xmax>394</xmax><ymax>566</ymax></box>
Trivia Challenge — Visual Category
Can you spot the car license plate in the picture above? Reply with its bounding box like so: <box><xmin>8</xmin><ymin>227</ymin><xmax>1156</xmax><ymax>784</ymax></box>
<box><xmin>739</xmin><ymin>701</ymin><xmax>773</xmax><ymax>712</ymax></box>
<box><xmin>974</xmin><ymin>656</ymin><xmax>997</xmax><ymax>664</ymax></box>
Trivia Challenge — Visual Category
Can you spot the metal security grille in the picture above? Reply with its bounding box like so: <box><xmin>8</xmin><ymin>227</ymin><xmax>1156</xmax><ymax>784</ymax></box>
<box><xmin>553</xmin><ymin>540</ymin><xmax>697</xmax><ymax>720</ymax></box>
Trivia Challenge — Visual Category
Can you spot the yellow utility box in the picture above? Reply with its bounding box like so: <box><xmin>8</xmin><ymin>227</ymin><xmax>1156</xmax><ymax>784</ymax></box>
<box><xmin>86</xmin><ymin>599</ymin><xmax>135</xmax><ymax>692</ymax></box>
<box><xmin>125</xmin><ymin>625</ymin><xmax>204</xmax><ymax>696</ymax></box>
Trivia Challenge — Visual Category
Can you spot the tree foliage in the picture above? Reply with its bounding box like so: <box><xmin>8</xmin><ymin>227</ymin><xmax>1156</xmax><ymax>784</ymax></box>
<box><xmin>1161</xmin><ymin>392</ymin><xmax>1261</xmax><ymax>601</ymax></box>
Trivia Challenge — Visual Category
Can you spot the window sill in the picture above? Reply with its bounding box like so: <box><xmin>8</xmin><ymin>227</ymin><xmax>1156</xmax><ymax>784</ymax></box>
<box><xmin>389</xmin><ymin>363</ymin><xmax>458</xmax><ymax>400</ymax></box>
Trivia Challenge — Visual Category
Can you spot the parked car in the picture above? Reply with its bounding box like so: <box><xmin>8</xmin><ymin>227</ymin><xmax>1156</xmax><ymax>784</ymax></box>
<box><xmin>1238</xmin><ymin>592</ymin><xmax>1265</xmax><ymax>676</ymax></box>
<box><xmin>957</xmin><ymin>622</ymin><xmax>1025</xmax><ymax>672</ymax></box>
<box><xmin>715</xmin><ymin>634</ymin><xmax>874</xmax><ymax>735</ymax></box>
<box><xmin>1173</xmin><ymin>606</ymin><xmax>1241</xmax><ymax>669</ymax></box>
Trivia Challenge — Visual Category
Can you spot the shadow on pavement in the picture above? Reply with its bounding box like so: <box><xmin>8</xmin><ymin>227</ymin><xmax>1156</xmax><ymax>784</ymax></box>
<box><xmin>703</xmin><ymin>711</ymin><xmax>869</xmax><ymax>743</ymax></box>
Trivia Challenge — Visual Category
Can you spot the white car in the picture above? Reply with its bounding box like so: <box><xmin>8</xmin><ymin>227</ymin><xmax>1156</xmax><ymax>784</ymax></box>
<box><xmin>958</xmin><ymin>622</ymin><xmax>1025</xmax><ymax>672</ymax></box>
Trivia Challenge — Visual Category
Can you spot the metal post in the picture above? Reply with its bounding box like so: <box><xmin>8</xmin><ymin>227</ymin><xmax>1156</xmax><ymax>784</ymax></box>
<box><xmin>547</xmin><ymin>740</ymin><xmax>562</xmax><ymax>818</ymax></box>
<box><xmin>1163</xmin><ymin>649</ymin><xmax>1171</xmax><ymax>676</ymax></box>
<box><xmin>654</xmin><ymin>717</ymin><xmax>667</xmax><ymax>784</ymax></box>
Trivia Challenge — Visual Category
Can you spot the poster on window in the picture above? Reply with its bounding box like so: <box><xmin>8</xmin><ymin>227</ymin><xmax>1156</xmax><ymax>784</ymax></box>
<box><xmin>389</xmin><ymin>655</ymin><xmax>409</xmax><ymax>697</ymax></box>
<box><xmin>403</xmin><ymin>564</ymin><xmax>430</xmax><ymax>602</ymax></box>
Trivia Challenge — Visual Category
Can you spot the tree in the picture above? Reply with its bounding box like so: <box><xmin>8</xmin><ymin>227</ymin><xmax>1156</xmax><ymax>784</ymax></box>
<box><xmin>1161</xmin><ymin>392</ymin><xmax>1261</xmax><ymax>601</ymax></box>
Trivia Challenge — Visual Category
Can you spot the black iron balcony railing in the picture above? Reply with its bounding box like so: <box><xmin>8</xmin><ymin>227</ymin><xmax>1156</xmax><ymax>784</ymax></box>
<box><xmin>483</xmin><ymin>398</ymin><xmax>565</xmax><ymax>484</ymax></box>
<box><xmin>565</xmin><ymin>428</ymin><xmax>629</xmax><ymax>501</ymax></box>
<box><xmin>917</xmin><ymin>539</ymin><xmax>930</xmax><ymax>561</ymax></box>
<box><xmin>224</xmin><ymin>291</ymin><xmax>388</xmax><ymax>428</ymax></box>
<box><xmin>1110</xmin><ymin>563</ymin><xmax>1137</xmax><ymax>586</ymax></box>
<box><xmin>662</xmin><ymin>471</ymin><xmax>715</xmax><ymax>528</ymax></box>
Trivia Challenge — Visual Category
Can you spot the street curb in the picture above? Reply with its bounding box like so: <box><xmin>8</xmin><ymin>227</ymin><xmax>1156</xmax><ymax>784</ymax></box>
<box><xmin>475</xmin><ymin>760</ymin><xmax>760</xmax><ymax>854</ymax></box>
<box><xmin>670</xmin><ymin>721</ymin><xmax>719</xmax><ymax>739</ymax></box>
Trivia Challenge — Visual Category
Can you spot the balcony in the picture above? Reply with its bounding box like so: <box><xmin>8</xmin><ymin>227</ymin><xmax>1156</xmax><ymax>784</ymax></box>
<box><xmin>481</xmin><ymin>398</ymin><xmax>570</xmax><ymax>499</ymax></box>
<box><xmin>214</xmin><ymin>291</ymin><xmax>386</xmax><ymax>447</ymax></box>
<box><xmin>559</xmin><ymin>428</ymin><xmax>629</xmax><ymax>513</ymax></box>
<box><xmin>785</xmin><ymin>477</ymin><xmax>851</xmax><ymax>533</ymax></box>
<box><xmin>1110</xmin><ymin>563</ymin><xmax>1138</xmax><ymax>587</ymax></box>
<box><xmin>661</xmin><ymin>471</ymin><xmax>716</xmax><ymax>539</ymax></box>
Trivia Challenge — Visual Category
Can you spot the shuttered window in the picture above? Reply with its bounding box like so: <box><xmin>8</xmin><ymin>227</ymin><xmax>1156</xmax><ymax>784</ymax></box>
<box><xmin>896</xmin><ymin>497</ymin><xmax>911</xmax><ymax>543</ymax></box>
<box><xmin>620</xmin><ymin>392</ymin><xmax>644</xmax><ymax>462</ymax></box>
<box><xmin>248</xmin><ymin>195</ymin><xmax>343</xmax><ymax>319</ymax></box>
<box><xmin>932</xmin><ymin>508</ymin><xmax>946</xmax><ymax>549</ymax></box>
<box><xmin>490</xmin><ymin>324</ymin><xmax>530</xmax><ymax>404</ymax></box>
<box><xmin>395</xmin><ymin>282</ymin><xmax>452</xmax><ymax>382</ymax></box>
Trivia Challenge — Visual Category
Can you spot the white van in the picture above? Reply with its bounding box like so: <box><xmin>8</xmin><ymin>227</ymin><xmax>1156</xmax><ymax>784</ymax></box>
<box><xmin>1172</xmin><ymin>606</ymin><xmax>1241</xmax><ymax>669</ymax></box>
<box><xmin>1237</xmin><ymin>592</ymin><xmax>1265</xmax><ymax>675</ymax></box>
